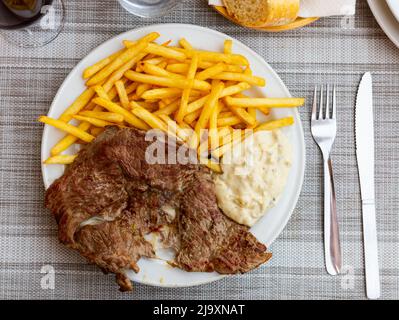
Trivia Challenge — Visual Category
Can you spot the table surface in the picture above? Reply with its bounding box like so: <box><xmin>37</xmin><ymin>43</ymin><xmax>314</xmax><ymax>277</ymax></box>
<box><xmin>1</xmin><ymin>0</ymin><xmax>398</xmax><ymax>300</ymax></box>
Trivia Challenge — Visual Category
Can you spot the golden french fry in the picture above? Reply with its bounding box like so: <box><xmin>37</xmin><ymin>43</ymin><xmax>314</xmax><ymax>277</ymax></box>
<box><xmin>50</xmin><ymin>122</ymin><xmax>91</xmax><ymax>156</ymax></box>
<box><xmin>73</xmin><ymin>115</ymin><xmax>114</xmax><ymax>128</ymax></box>
<box><xmin>39</xmin><ymin>116</ymin><xmax>95</xmax><ymax>143</ymax></box>
<box><xmin>125</xmin><ymin>82</ymin><xmax>139</xmax><ymax>95</ymax></box>
<box><xmin>51</xmin><ymin>99</ymin><xmax>107</xmax><ymax>155</ymax></box>
<box><xmin>162</xmin><ymin>97</ymin><xmax>177</xmax><ymax>106</ymax></box>
<box><xmin>224</xmin><ymin>39</ymin><xmax>233</xmax><ymax>55</ymax></box>
<box><xmin>136</xmin><ymin>83</ymin><xmax>152</xmax><ymax>98</ymax></box>
<box><xmin>185</xmin><ymin>82</ymin><xmax>251</xmax><ymax>115</ymax></box>
<box><xmin>115</xmin><ymin>80</ymin><xmax>130</xmax><ymax>108</ymax></box>
<box><xmin>212</xmin><ymin>129</ymin><xmax>248</xmax><ymax>159</ymax></box>
<box><xmin>158</xmin><ymin>114</ymin><xmax>178</xmax><ymax>132</ymax></box>
<box><xmin>218</xmin><ymin>126</ymin><xmax>234</xmax><ymax>145</ymax></box>
<box><xmin>213</xmin><ymin>63</ymin><xmax>242</xmax><ymax>73</ymax></box>
<box><xmin>58</xmin><ymin>88</ymin><xmax>96</xmax><ymax>122</ymax></box>
<box><xmin>134</xmin><ymin>101</ymin><xmax>158</xmax><ymax>111</ymax></box>
<box><xmin>225</xmin><ymin>97</ymin><xmax>305</xmax><ymax>108</ymax></box>
<box><xmin>178</xmin><ymin>120</ymin><xmax>194</xmax><ymax>130</ymax></box>
<box><xmin>254</xmin><ymin>117</ymin><xmax>294</xmax><ymax>131</ymax></box>
<box><xmin>166</xmin><ymin>62</ymin><xmax>233</xmax><ymax>74</ymax></box>
<box><xmin>209</xmin><ymin>101</ymin><xmax>223</xmax><ymax>150</ymax></box>
<box><xmin>176</xmin><ymin>83</ymin><xmax>193</xmax><ymax>123</ymax></box>
<box><xmin>190</xmin><ymin>61</ymin><xmax>243</xmax><ymax>73</ymax></box>
<box><xmin>217</xmin><ymin>116</ymin><xmax>242</xmax><ymax>127</ymax></box>
<box><xmin>184</xmin><ymin>108</ymin><xmax>202</xmax><ymax>125</ymax></box>
<box><xmin>91</xmin><ymin>127</ymin><xmax>105</xmax><ymax>136</ymax></box>
<box><xmin>128</xmin><ymin>93</ymin><xmax>140</xmax><ymax>101</ymax></box>
<box><xmin>102</xmin><ymin>52</ymin><xmax>147</xmax><ymax>92</ymax></box>
<box><xmin>197</xmin><ymin>51</ymin><xmax>248</xmax><ymax>66</ymax></box>
<box><xmin>217</xmin><ymin>81</ymin><xmax>251</xmax><ymax>98</ymax></box>
<box><xmin>108</xmin><ymin>86</ymin><xmax>119</xmax><ymax>101</ymax></box>
<box><xmin>185</xmin><ymin>95</ymin><xmax>208</xmax><ymax>114</ymax></box>
<box><xmin>124</xmin><ymin>71</ymin><xmax>211</xmax><ymax>91</ymax></box>
<box><xmin>248</xmin><ymin>107</ymin><xmax>257</xmax><ymax>118</ymax></box>
<box><xmin>246</xmin><ymin>107</ymin><xmax>257</xmax><ymax>127</ymax></box>
<box><xmin>244</xmin><ymin>67</ymin><xmax>252</xmax><ymax>76</ymax></box>
<box><xmin>131</xmin><ymin>101</ymin><xmax>168</xmax><ymax>132</ymax></box>
<box><xmin>87</xmin><ymin>33</ymin><xmax>159</xmax><ymax>86</ymax></box>
<box><xmin>143</xmin><ymin>40</ymin><xmax>172</xmax><ymax>60</ymax></box>
<box><xmin>79</xmin><ymin>111</ymin><xmax>124</xmax><ymax>123</ymax></box>
<box><xmin>211</xmin><ymin>72</ymin><xmax>265</xmax><ymax>86</ymax></box>
<box><xmin>176</xmin><ymin>48</ymin><xmax>248</xmax><ymax>66</ymax></box>
<box><xmin>191</xmin><ymin>82</ymin><xmax>225</xmax><ymax>148</ymax></box>
<box><xmin>124</xmin><ymin>40</ymin><xmax>187</xmax><ymax>61</ymax></box>
<box><xmin>166</xmin><ymin>63</ymin><xmax>189</xmax><ymax>74</ymax></box>
<box><xmin>179</xmin><ymin>38</ymin><xmax>194</xmax><ymax>50</ymax></box>
<box><xmin>218</xmin><ymin>111</ymin><xmax>235</xmax><ymax>119</ymax></box>
<box><xmin>44</xmin><ymin>154</ymin><xmax>77</xmax><ymax>165</ymax></box>
<box><xmin>176</xmin><ymin>54</ymin><xmax>199</xmax><ymax>123</ymax></box>
<box><xmin>195</xmin><ymin>62</ymin><xmax>226</xmax><ymax>81</ymax></box>
<box><xmin>143</xmin><ymin>62</ymin><xmax>184</xmax><ymax>79</ymax></box>
<box><xmin>157</xmin><ymin>114</ymin><xmax>189</xmax><ymax>142</ymax></box>
<box><xmin>92</xmin><ymin>97</ymin><xmax>149</xmax><ymax>130</ymax></box>
<box><xmin>142</xmin><ymin>57</ymin><xmax>165</xmax><ymax>65</ymax></box>
<box><xmin>226</xmin><ymin>100</ymin><xmax>257</xmax><ymax>126</ymax></box>
<box><xmin>83</xmin><ymin>49</ymin><xmax>124</xmax><ymax>79</ymax></box>
<box><xmin>142</xmin><ymin>88</ymin><xmax>182</xmax><ymax>100</ymax></box>
<box><xmin>157</xmin><ymin>61</ymin><xmax>168</xmax><ymax>69</ymax></box>
<box><xmin>258</xmin><ymin>107</ymin><xmax>270</xmax><ymax>116</ymax></box>
<box><xmin>93</xmin><ymin>85</ymin><xmax>110</xmax><ymax>100</ymax></box>
<box><xmin>153</xmin><ymin>98</ymin><xmax>181</xmax><ymax>116</ymax></box>
<box><xmin>186</xmin><ymin>56</ymin><xmax>199</xmax><ymax>80</ymax></box>
<box><xmin>225</xmin><ymin>80</ymin><xmax>237</xmax><ymax>87</ymax></box>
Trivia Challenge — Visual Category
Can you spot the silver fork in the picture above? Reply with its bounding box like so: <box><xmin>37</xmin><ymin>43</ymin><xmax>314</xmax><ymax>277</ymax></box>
<box><xmin>311</xmin><ymin>85</ymin><xmax>342</xmax><ymax>275</ymax></box>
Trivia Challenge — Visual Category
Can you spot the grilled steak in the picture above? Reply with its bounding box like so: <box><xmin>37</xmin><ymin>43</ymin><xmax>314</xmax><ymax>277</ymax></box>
<box><xmin>45</xmin><ymin>127</ymin><xmax>271</xmax><ymax>291</ymax></box>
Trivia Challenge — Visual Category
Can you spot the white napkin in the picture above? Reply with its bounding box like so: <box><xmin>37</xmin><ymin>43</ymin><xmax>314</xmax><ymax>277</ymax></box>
<box><xmin>208</xmin><ymin>0</ymin><xmax>356</xmax><ymax>17</ymax></box>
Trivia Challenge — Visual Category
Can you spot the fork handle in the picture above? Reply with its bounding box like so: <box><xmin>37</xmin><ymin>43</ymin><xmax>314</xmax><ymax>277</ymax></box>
<box><xmin>323</xmin><ymin>157</ymin><xmax>342</xmax><ymax>275</ymax></box>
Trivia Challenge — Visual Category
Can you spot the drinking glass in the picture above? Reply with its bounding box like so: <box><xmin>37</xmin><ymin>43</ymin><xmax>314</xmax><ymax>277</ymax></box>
<box><xmin>0</xmin><ymin>0</ymin><xmax>64</xmax><ymax>48</ymax></box>
<box><xmin>118</xmin><ymin>0</ymin><xmax>181</xmax><ymax>18</ymax></box>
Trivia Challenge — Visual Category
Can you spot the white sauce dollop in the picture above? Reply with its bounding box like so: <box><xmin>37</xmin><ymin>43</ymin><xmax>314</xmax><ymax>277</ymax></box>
<box><xmin>213</xmin><ymin>130</ymin><xmax>292</xmax><ymax>227</ymax></box>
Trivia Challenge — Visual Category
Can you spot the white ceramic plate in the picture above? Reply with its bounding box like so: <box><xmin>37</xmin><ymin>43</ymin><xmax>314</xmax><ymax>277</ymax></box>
<box><xmin>368</xmin><ymin>0</ymin><xmax>399</xmax><ymax>48</ymax></box>
<box><xmin>41</xmin><ymin>24</ymin><xmax>305</xmax><ymax>287</ymax></box>
<box><xmin>386</xmin><ymin>0</ymin><xmax>399</xmax><ymax>22</ymax></box>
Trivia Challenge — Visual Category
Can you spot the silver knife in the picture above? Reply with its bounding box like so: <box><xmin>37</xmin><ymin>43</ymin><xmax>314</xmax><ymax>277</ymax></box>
<box><xmin>355</xmin><ymin>72</ymin><xmax>381</xmax><ymax>299</ymax></box>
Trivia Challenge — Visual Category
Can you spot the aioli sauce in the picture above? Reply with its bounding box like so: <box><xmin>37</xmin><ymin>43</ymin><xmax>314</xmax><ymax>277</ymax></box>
<box><xmin>213</xmin><ymin>130</ymin><xmax>292</xmax><ymax>227</ymax></box>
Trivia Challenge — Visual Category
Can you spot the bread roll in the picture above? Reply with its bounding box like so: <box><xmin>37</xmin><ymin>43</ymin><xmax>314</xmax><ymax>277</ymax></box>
<box><xmin>223</xmin><ymin>0</ymin><xmax>300</xmax><ymax>27</ymax></box>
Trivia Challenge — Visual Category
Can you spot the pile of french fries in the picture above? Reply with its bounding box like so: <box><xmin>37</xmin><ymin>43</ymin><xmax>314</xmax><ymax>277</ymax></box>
<box><xmin>39</xmin><ymin>32</ymin><xmax>304</xmax><ymax>173</ymax></box>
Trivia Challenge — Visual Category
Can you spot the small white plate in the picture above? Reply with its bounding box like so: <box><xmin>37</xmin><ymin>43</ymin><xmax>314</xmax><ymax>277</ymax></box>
<box><xmin>368</xmin><ymin>0</ymin><xmax>399</xmax><ymax>48</ymax></box>
<box><xmin>41</xmin><ymin>24</ymin><xmax>305</xmax><ymax>288</ymax></box>
<box><xmin>386</xmin><ymin>0</ymin><xmax>399</xmax><ymax>22</ymax></box>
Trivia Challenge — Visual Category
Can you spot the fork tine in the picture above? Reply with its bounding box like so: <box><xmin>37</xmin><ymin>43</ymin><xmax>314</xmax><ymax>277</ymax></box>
<box><xmin>312</xmin><ymin>85</ymin><xmax>318</xmax><ymax>120</ymax></box>
<box><xmin>325</xmin><ymin>84</ymin><xmax>330</xmax><ymax>119</ymax></box>
<box><xmin>332</xmin><ymin>84</ymin><xmax>337</xmax><ymax>119</ymax></box>
<box><xmin>319</xmin><ymin>85</ymin><xmax>324</xmax><ymax>120</ymax></box>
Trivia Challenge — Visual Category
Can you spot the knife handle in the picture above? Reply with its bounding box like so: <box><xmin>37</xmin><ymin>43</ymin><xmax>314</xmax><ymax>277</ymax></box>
<box><xmin>323</xmin><ymin>158</ymin><xmax>342</xmax><ymax>275</ymax></box>
<box><xmin>362</xmin><ymin>200</ymin><xmax>381</xmax><ymax>299</ymax></box>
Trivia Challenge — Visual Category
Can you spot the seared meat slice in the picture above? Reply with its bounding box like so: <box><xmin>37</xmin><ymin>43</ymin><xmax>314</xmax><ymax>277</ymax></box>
<box><xmin>45</xmin><ymin>131</ymin><xmax>129</xmax><ymax>245</ymax></box>
<box><xmin>75</xmin><ymin>212</ymin><xmax>155</xmax><ymax>291</ymax></box>
<box><xmin>45</xmin><ymin>127</ymin><xmax>271</xmax><ymax>291</ymax></box>
<box><xmin>176</xmin><ymin>174</ymin><xmax>272</xmax><ymax>273</ymax></box>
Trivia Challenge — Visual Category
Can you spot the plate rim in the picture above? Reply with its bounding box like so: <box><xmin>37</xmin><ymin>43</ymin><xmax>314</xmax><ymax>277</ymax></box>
<box><xmin>367</xmin><ymin>0</ymin><xmax>399</xmax><ymax>48</ymax></box>
<box><xmin>386</xmin><ymin>0</ymin><xmax>399</xmax><ymax>23</ymax></box>
<box><xmin>41</xmin><ymin>23</ymin><xmax>306</xmax><ymax>288</ymax></box>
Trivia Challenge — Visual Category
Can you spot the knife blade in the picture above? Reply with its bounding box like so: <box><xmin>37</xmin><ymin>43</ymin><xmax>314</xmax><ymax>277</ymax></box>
<box><xmin>355</xmin><ymin>72</ymin><xmax>380</xmax><ymax>299</ymax></box>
